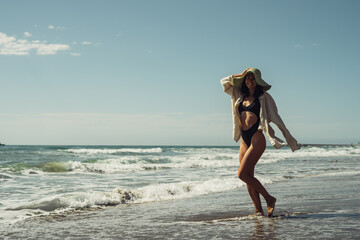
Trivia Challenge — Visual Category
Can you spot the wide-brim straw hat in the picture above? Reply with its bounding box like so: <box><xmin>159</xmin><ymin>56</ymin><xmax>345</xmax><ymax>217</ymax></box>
<box><xmin>232</xmin><ymin>67</ymin><xmax>271</xmax><ymax>91</ymax></box>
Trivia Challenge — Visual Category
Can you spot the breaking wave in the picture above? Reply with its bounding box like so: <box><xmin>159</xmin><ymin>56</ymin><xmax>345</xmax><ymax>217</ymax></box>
<box><xmin>8</xmin><ymin>177</ymin><xmax>246</xmax><ymax>212</ymax></box>
<box><xmin>64</xmin><ymin>147</ymin><xmax>163</xmax><ymax>155</ymax></box>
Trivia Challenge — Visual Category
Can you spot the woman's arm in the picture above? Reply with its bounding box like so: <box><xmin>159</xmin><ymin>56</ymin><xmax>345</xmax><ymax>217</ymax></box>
<box><xmin>264</xmin><ymin>93</ymin><xmax>300</xmax><ymax>151</ymax></box>
<box><xmin>221</xmin><ymin>68</ymin><xmax>250</xmax><ymax>96</ymax></box>
<box><xmin>232</xmin><ymin>67</ymin><xmax>251</xmax><ymax>79</ymax></box>
<box><xmin>220</xmin><ymin>75</ymin><xmax>234</xmax><ymax>96</ymax></box>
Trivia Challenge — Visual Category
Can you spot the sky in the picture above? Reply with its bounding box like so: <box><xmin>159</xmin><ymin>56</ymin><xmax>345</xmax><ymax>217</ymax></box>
<box><xmin>0</xmin><ymin>0</ymin><xmax>359</xmax><ymax>145</ymax></box>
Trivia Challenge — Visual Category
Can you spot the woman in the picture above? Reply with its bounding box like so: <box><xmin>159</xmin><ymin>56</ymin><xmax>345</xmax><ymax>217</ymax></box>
<box><xmin>220</xmin><ymin>67</ymin><xmax>300</xmax><ymax>217</ymax></box>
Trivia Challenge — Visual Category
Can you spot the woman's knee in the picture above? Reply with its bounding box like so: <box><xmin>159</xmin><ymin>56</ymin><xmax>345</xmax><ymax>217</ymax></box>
<box><xmin>238</xmin><ymin>169</ymin><xmax>251</xmax><ymax>182</ymax></box>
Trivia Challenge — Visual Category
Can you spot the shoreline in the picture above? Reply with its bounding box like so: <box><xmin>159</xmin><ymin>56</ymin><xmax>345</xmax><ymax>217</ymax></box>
<box><xmin>2</xmin><ymin>173</ymin><xmax>359</xmax><ymax>239</ymax></box>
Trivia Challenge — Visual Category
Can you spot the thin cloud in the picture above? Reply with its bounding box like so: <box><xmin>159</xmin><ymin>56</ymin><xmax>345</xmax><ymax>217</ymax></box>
<box><xmin>57</xmin><ymin>26</ymin><xmax>66</xmax><ymax>31</ymax></box>
<box><xmin>24</xmin><ymin>32</ymin><xmax>32</xmax><ymax>38</ymax></box>
<box><xmin>36</xmin><ymin>43</ymin><xmax>69</xmax><ymax>55</ymax></box>
<box><xmin>70</xmin><ymin>52</ymin><xmax>81</xmax><ymax>56</ymax></box>
<box><xmin>0</xmin><ymin>32</ymin><xmax>69</xmax><ymax>55</ymax></box>
<box><xmin>81</xmin><ymin>41</ymin><xmax>92</xmax><ymax>45</ymax></box>
<box><xmin>293</xmin><ymin>43</ymin><xmax>322</xmax><ymax>49</ymax></box>
<box><xmin>311</xmin><ymin>43</ymin><xmax>322</xmax><ymax>47</ymax></box>
<box><xmin>48</xmin><ymin>25</ymin><xmax>66</xmax><ymax>31</ymax></box>
<box><xmin>293</xmin><ymin>44</ymin><xmax>303</xmax><ymax>49</ymax></box>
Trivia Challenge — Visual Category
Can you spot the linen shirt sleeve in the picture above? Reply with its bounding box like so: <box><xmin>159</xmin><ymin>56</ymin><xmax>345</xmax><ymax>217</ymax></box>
<box><xmin>264</xmin><ymin>93</ymin><xmax>300</xmax><ymax>151</ymax></box>
<box><xmin>220</xmin><ymin>75</ymin><xmax>242</xmax><ymax>142</ymax></box>
<box><xmin>220</xmin><ymin>75</ymin><xmax>234</xmax><ymax>96</ymax></box>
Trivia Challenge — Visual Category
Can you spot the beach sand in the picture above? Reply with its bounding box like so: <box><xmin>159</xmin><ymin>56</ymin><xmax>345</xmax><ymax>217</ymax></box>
<box><xmin>2</xmin><ymin>173</ymin><xmax>359</xmax><ymax>240</ymax></box>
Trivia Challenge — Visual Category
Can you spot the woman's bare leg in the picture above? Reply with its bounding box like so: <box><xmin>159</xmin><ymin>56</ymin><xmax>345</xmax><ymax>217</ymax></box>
<box><xmin>239</xmin><ymin>138</ymin><xmax>263</xmax><ymax>214</ymax></box>
<box><xmin>247</xmin><ymin>172</ymin><xmax>264</xmax><ymax>215</ymax></box>
<box><xmin>238</xmin><ymin>131</ymin><xmax>276</xmax><ymax>216</ymax></box>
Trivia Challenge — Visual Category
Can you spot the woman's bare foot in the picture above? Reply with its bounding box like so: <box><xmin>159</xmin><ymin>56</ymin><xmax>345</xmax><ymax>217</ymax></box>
<box><xmin>266</xmin><ymin>197</ymin><xmax>276</xmax><ymax>217</ymax></box>
<box><xmin>248</xmin><ymin>210</ymin><xmax>264</xmax><ymax>217</ymax></box>
<box><xmin>254</xmin><ymin>211</ymin><xmax>264</xmax><ymax>216</ymax></box>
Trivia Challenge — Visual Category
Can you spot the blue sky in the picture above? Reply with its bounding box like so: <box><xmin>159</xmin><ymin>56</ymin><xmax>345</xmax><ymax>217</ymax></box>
<box><xmin>0</xmin><ymin>0</ymin><xmax>359</xmax><ymax>145</ymax></box>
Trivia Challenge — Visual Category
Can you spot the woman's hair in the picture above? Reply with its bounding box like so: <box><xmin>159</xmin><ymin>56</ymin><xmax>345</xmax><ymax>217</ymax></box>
<box><xmin>240</xmin><ymin>81</ymin><xmax>264</xmax><ymax>98</ymax></box>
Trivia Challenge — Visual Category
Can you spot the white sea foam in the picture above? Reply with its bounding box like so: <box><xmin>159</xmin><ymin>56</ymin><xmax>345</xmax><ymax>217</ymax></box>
<box><xmin>36</xmin><ymin>179</ymin><xmax>239</xmax><ymax>208</ymax></box>
<box><xmin>16</xmin><ymin>153</ymin><xmax>238</xmax><ymax>174</ymax></box>
<box><xmin>2</xmin><ymin>177</ymin><xmax>247</xmax><ymax>223</ymax></box>
<box><xmin>260</xmin><ymin>146</ymin><xmax>360</xmax><ymax>164</ymax></box>
<box><xmin>0</xmin><ymin>173</ymin><xmax>13</xmax><ymax>181</ymax></box>
<box><xmin>6</xmin><ymin>174</ymin><xmax>284</xmax><ymax>218</ymax></box>
<box><xmin>64</xmin><ymin>147</ymin><xmax>163</xmax><ymax>154</ymax></box>
<box><xmin>5</xmin><ymin>167</ymin><xmax>356</xmax><ymax>224</ymax></box>
<box><xmin>135</xmin><ymin>178</ymin><xmax>245</xmax><ymax>203</ymax></box>
<box><xmin>18</xmin><ymin>161</ymin><xmax>86</xmax><ymax>174</ymax></box>
<box><xmin>10</xmin><ymin>146</ymin><xmax>360</xmax><ymax>176</ymax></box>
<box><xmin>84</xmin><ymin>156</ymin><xmax>237</xmax><ymax>173</ymax></box>
<box><xmin>2</xmin><ymin>145</ymin><xmax>359</xmax><ymax>226</ymax></box>
<box><xmin>308</xmin><ymin>170</ymin><xmax>359</xmax><ymax>178</ymax></box>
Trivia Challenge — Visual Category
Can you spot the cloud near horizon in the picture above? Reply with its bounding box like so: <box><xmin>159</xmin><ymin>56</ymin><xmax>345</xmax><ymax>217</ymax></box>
<box><xmin>24</xmin><ymin>32</ymin><xmax>32</xmax><ymax>38</ymax></box>
<box><xmin>0</xmin><ymin>32</ymin><xmax>70</xmax><ymax>55</ymax></box>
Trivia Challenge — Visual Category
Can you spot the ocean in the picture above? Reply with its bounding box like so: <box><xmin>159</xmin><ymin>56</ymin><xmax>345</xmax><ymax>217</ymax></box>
<box><xmin>0</xmin><ymin>145</ymin><xmax>359</xmax><ymax>239</ymax></box>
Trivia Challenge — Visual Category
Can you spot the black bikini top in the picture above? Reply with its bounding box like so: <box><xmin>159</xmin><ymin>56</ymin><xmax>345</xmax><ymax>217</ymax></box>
<box><xmin>238</xmin><ymin>97</ymin><xmax>260</xmax><ymax>117</ymax></box>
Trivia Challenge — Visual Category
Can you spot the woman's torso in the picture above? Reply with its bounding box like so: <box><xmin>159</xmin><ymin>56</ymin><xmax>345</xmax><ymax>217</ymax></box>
<box><xmin>238</xmin><ymin>97</ymin><xmax>260</xmax><ymax>131</ymax></box>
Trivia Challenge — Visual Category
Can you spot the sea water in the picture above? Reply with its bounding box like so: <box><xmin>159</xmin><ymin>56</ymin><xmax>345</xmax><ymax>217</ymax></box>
<box><xmin>0</xmin><ymin>145</ymin><xmax>359</xmax><ymax>238</ymax></box>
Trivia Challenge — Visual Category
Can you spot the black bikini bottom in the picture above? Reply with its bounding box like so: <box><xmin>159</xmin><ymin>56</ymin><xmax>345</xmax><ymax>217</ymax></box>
<box><xmin>241</xmin><ymin>121</ymin><xmax>260</xmax><ymax>147</ymax></box>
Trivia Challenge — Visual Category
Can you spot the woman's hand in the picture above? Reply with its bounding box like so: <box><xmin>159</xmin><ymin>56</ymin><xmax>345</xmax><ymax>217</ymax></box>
<box><xmin>232</xmin><ymin>67</ymin><xmax>251</xmax><ymax>78</ymax></box>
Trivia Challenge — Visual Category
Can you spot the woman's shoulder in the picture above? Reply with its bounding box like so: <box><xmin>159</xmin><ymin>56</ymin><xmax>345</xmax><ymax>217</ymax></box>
<box><xmin>263</xmin><ymin>92</ymin><xmax>271</xmax><ymax>97</ymax></box>
<box><xmin>260</xmin><ymin>92</ymin><xmax>277</xmax><ymax>107</ymax></box>
<box><xmin>259</xmin><ymin>91</ymin><xmax>270</xmax><ymax>100</ymax></box>
<box><xmin>261</xmin><ymin>92</ymin><xmax>275</xmax><ymax>100</ymax></box>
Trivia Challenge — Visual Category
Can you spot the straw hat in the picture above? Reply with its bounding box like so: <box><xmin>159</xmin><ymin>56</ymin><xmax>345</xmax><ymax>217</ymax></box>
<box><xmin>232</xmin><ymin>67</ymin><xmax>271</xmax><ymax>91</ymax></box>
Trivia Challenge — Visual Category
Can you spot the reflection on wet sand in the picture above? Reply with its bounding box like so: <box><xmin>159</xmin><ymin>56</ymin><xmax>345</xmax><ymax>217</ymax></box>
<box><xmin>250</xmin><ymin>218</ymin><xmax>276</xmax><ymax>240</ymax></box>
